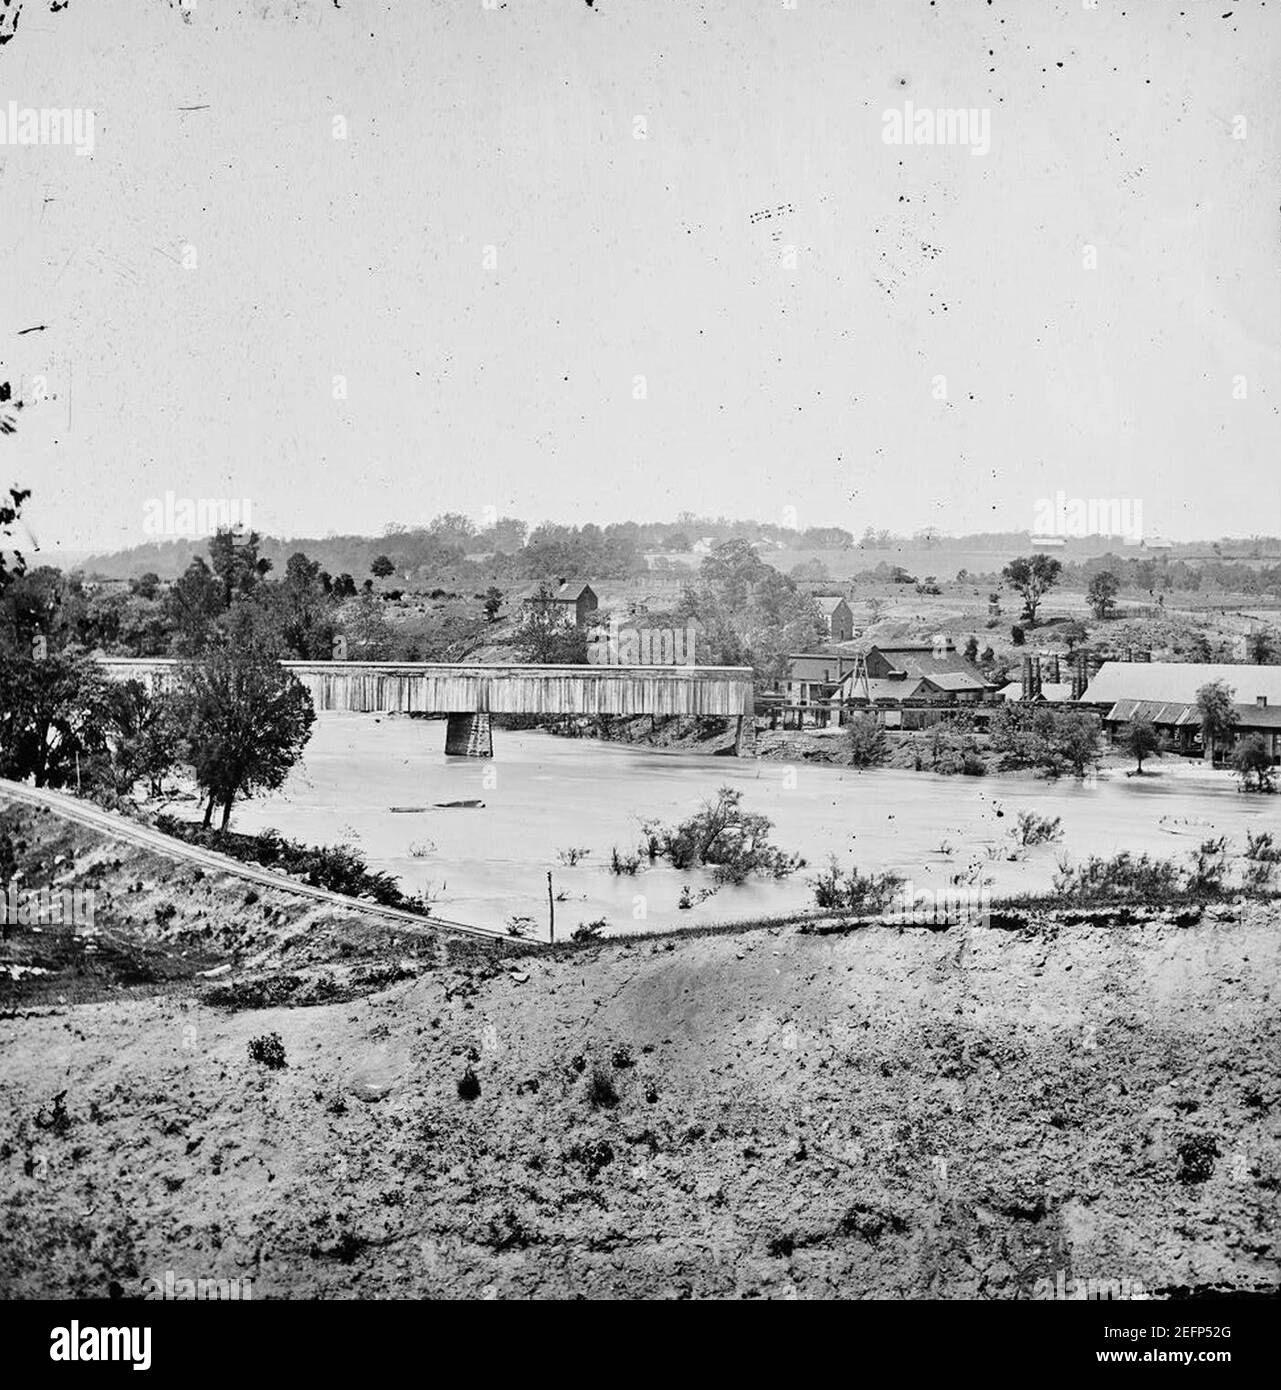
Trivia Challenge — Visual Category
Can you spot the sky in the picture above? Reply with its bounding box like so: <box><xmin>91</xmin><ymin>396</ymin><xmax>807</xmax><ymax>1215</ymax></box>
<box><xmin>2</xmin><ymin>0</ymin><xmax>1279</xmax><ymax>554</ymax></box>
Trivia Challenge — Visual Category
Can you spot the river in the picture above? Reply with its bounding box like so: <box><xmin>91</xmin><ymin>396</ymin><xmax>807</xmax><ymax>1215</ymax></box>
<box><xmin>216</xmin><ymin>714</ymin><xmax>1280</xmax><ymax>938</ymax></box>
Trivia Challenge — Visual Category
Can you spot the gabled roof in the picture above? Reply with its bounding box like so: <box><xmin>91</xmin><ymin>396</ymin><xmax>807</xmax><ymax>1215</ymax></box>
<box><xmin>1105</xmin><ymin>698</ymin><xmax>1281</xmax><ymax>730</ymax></box>
<box><xmin>1081</xmin><ymin>662</ymin><xmax>1281</xmax><ymax>707</ymax></box>
<box><xmin>869</xmin><ymin>644</ymin><xmax>996</xmax><ymax>688</ymax></box>
<box><xmin>555</xmin><ymin>580</ymin><xmax>595</xmax><ymax>600</ymax></box>
<box><xmin>787</xmin><ymin>653</ymin><xmax>858</xmax><ymax>683</ymax></box>
<box><xmin>815</xmin><ymin>596</ymin><xmax>851</xmax><ymax>616</ymax></box>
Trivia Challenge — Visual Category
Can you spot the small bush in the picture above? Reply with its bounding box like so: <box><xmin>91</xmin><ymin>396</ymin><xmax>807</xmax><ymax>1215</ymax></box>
<box><xmin>1012</xmin><ymin>811</ymin><xmax>1063</xmax><ymax>847</ymax></box>
<box><xmin>1176</xmin><ymin>1134</ymin><xmax>1220</xmax><ymax>1185</ymax></box>
<box><xmin>557</xmin><ymin>846</ymin><xmax>591</xmax><ymax>866</ymax></box>
<box><xmin>586</xmin><ymin>1067</ymin><xmax>619</xmax><ymax>1109</ymax></box>
<box><xmin>248</xmin><ymin>1033</ymin><xmax>287</xmax><ymax>1070</ymax></box>
<box><xmin>457</xmin><ymin>1066</ymin><xmax>481</xmax><ymax>1101</ymax></box>
<box><xmin>609</xmin><ymin>846</ymin><xmax>640</xmax><ymax>875</ymax></box>
<box><xmin>572</xmin><ymin>917</ymin><xmax>607</xmax><ymax>942</ymax></box>
<box><xmin>846</xmin><ymin>714</ymin><xmax>889</xmax><ymax>769</ymax></box>
<box><xmin>810</xmin><ymin>857</ymin><xmax>904</xmax><ymax>914</ymax></box>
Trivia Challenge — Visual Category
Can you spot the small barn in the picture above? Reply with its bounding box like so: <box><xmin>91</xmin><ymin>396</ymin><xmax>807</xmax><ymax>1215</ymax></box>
<box><xmin>814</xmin><ymin>596</ymin><xmax>855</xmax><ymax>643</ymax></box>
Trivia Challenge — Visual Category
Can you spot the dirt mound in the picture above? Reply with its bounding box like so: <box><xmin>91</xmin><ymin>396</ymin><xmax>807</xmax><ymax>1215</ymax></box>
<box><xmin>1</xmin><ymin>898</ymin><xmax>1278</xmax><ymax>1298</ymax></box>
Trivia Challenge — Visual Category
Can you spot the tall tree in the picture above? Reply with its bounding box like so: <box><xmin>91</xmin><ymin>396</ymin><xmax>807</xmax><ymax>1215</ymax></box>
<box><xmin>176</xmin><ymin>647</ymin><xmax>315</xmax><ymax>831</ymax></box>
<box><xmin>1087</xmin><ymin>571</ymin><xmax>1120</xmax><ymax>620</ymax></box>
<box><xmin>1002</xmin><ymin>555</ymin><xmax>1062</xmax><ymax>627</ymax></box>
<box><xmin>1195</xmin><ymin>680</ymin><xmax>1238</xmax><ymax>764</ymax></box>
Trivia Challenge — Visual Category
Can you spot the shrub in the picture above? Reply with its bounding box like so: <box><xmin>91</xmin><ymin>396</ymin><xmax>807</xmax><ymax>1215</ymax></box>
<box><xmin>1230</xmin><ymin>735</ymin><xmax>1276</xmax><ymax>793</ymax></box>
<box><xmin>557</xmin><ymin>846</ymin><xmax>591</xmax><ymax>866</ymax></box>
<box><xmin>1012</xmin><ymin>811</ymin><xmax>1063</xmax><ymax>847</ymax></box>
<box><xmin>641</xmin><ymin>787</ymin><xmax>800</xmax><ymax>884</ymax></box>
<box><xmin>1052</xmin><ymin>852</ymin><xmax>1182</xmax><ymax>905</ymax></box>
<box><xmin>810</xmin><ymin>857</ymin><xmax>904</xmax><ymax>914</ymax></box>
<box><xmin>609</xmin><ymin>846</ymin><xmax>640</xmax><ymax>875</ymax></box>
<box><xmin>586</xmin><ymin>1067</ymin><xmax>619</xmax><ymax>1109</ymax></box>
<box><xmin>457</xmin><ymin>1066</ymin><xmax>481</xmax><ymax>1101</ymax></box>
<box><xmin>248</xmin><ymin>1033</ymin><xmax>287</xmax><ymax>1069</ymax></box>
<box><xmin>846</xmin><ymin>714</ymin><xmax>889</xmax><ymax>769</ymax></box>
<box><xmin>572</xmin><ymin>917</ymin><xmax>607</xmax><ymax>942</ymax></box>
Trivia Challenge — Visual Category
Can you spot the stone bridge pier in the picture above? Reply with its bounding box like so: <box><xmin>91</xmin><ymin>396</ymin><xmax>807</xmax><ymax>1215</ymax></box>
<box><xmin>445</xmin><ymin>712</ymin><xmax>493</xmax><ymax>758</ymax></box>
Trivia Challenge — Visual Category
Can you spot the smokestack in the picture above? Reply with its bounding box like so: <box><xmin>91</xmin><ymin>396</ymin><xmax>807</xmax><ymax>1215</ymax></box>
<box><xmin>1021</xmin><ymin>655</ymin><xmax>1033</xmax><ymax>701</ymax></box>
<box><xmin>1048</xmin><ymin>654</ymin><xmax>1061</xmax><ymax>684</ymax></box>
<box><xmin>1030</xmin><ymin>655</ymin><xmax>1043</xmax><ymax>701</ymax></box>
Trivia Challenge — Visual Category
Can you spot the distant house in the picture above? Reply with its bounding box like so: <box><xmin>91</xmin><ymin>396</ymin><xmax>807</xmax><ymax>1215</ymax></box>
<box><xmin>691</xmin><ymin>537</ymin><xmax>717</xmax><ymax>558</ymax></box>
<box><xmin>784</xmin><ymin>653</ymin><xmax>861</xmax><ymax>706</ymax></box>
<box><xmin>840</xmin><ymin>640</ymin><xmax>996</xmax><ymax>705</ymax></box>
<box><xmin>1080</xmin><ymin>661</ymin><xmax>1281</xmax><ymax>763</ymax></box>
<box><xmin>522</xmin><ymin>580</ymin><xmax>598</xmax><ymax>628</ymax></box>
<box><xmin>814</xmin><ymin>596</ymin><xmax>855</xmax><ymax>643</ymax></box>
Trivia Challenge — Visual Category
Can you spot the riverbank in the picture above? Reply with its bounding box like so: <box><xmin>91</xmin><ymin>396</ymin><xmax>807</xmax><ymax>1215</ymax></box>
<box><xmin>1</xmin><ymin>854</ymin><xmax>1277</xmax><ymax>1297</ymax></box>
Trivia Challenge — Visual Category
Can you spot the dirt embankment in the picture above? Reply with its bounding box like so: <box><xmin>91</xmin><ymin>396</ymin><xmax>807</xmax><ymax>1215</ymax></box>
<box><xmin>1</xmin><ymin>808</ymin><xmax>1279</xmax><ymax>1299</ymax></box>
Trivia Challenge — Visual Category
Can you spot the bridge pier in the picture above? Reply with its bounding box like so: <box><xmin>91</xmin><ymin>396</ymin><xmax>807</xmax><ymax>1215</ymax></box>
<box><xmin>733</xmin><ymin>715</ymin><xmax>757</xmax><ymax>758</ymax></box>
<box><xmin>445</xmin><ymin>712</ymin><xmax>493</xmax><ymax>758</ymax></box>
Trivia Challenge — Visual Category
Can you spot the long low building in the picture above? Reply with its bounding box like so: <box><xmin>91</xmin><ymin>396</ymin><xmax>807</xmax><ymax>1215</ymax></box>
<box><xmin>1080</xmin><ymin>661</ymin><xmax>1281</xmax><ymax>762</ymax></box>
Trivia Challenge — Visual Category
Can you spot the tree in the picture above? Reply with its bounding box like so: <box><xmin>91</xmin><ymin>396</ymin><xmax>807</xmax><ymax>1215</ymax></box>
<box><xmin>1123</xmin><ymin>717</ymin><xmax>1162</xmax><ymax>774</ymax></box>
<box><xmin>1087</xmin><ymin>571</ymin><xmax>1120</xmax><ymax>620</ymax></box>
<box><xmin>341</xmin><ymin>590</ymin><xmax>394</xmax><ymax>659</ymax></box>
<box><xmin>1230</xmin><ymin>735</ymin><xmax>1276</xmax><ymax>793</ymax></box>
<box><xmin>963</xmin><ymin>635</ymin><xmax>979</xmax><ymax>664</ymax></box>
<box><xmin>370</xmin><ymin>555</ymin><xmax>395</xmax><ymax>580</ymax></box>
<box><xmin>846</xmin><ymin>713</ymin><xmax>889</xmax><ymax>768</ymax></box>
<box><xmin>164</xmin><ymin>557</ymin><xmax>225</xmax><ymax>656</ymax></box>
<box><xmin>483</xmin><ymin>586</ymin><xmax>503</xmax><ymax>622</ymax></box>
<box><xmin>1195</xmin><ymin>680</ymin><xmax>1238</xmax><ymax>764</ymax></box>
<box><xmin>1060</xmin><ymin>619</ymin><xmax>1088</xmax><ymax>652</ymax></box>
<box><xmin>1002</xmin><ymin>555</ymin><xmax>1062</xmax><ymax>627</ymax></box>
<box><xmin>208</xmin><ymin>528</ymin><xmax>268</xmax><ymax>606</ymax></box>
<box><xmin>0</xmin><ymin>486</ymin><xmax>31</xmax><ymax>598</ymax></box>
<box><xmin>332</xmin><ymin>573</ymin><xmax>357</xmax><ymax>599</ymax></box>
<box><xmin>1246</xmin><ymin>628</ymin><xmax>1276</xmax><ymax>665</ymax></box>
<box><xmin>0</xmin><ymin>650</ymin><xmax>112</xmax><ymax>788</ymax></box>
<box><xmin>103</xmin><ymin>679</ymin><xmax>183</xmax><ymax>797</ymax></box>
<box><xmin>176</xmin><ymin>647</ymin><xmax>315</xmax><ymax>831</ymax></box>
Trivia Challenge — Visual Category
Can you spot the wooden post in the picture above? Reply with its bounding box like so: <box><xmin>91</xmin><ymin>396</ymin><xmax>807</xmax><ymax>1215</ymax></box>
<box><xmin>547</xmin><ymin>871</ymin><xmax>555</xmax><ymax>944</ymax></box>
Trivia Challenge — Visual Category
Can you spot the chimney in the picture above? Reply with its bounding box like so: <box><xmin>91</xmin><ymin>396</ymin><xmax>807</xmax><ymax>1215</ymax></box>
<box><xmin>1030</xmin><ymin>655</ymin><xmax>1043</xmax><ymax>701</ymax></box>
<box><xmin>1258</xmin><ymin>695</ymin><xmax>1268</xmax><ymax>709</ymax></box>
<box><xmin>1048</xmin><ymin>654</ymin><xmax>1061</xmax><ymax>684</ymax></box>
<box><xmin>1021</xmin><ymin>655</ymin><xmax>1034</xmax><ymax>701</ymax></box>
<box><xmin>932</xmin><ymin>633</ymin><xmax>948</xmax><ymax>659</ymax></box>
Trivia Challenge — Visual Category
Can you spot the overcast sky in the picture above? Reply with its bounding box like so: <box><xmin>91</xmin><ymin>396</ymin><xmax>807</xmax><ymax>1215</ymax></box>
<box><xmin>3</xmin><ymin>0</ymin><xmax>1279</xmax><ymax>553</ymax></box>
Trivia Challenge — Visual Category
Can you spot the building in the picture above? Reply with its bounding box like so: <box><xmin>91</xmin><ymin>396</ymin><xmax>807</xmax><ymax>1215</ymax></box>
<box><xmin>840</xmin><ymin>640</ymin><xmax>996</xmax><ymax>705</ymax></box>
<box><xmin>522</xmin><ymin>580</ymin><xmax>598</xmax><ymax>628</ymax></box>
<box><xmin>782</xmin><ymin>653</ymin><xmax>861</xmax><ymax>711</ymax></box>
<box><xmin>814</xmin><ymin>595</ymin><xmax>855</xmax><ymax>643</ymax></box>
<box><xmin>1080</xmin><ymin>661</ymin><xmax>1281</xmax><ymax>763</ymax></box>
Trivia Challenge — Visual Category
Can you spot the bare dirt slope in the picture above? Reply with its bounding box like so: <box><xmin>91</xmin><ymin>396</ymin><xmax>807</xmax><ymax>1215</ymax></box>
<box><xmin>2</xmin><ymin>837</ymin><xmax>1279</xmax><ymax>1297</ymax></box>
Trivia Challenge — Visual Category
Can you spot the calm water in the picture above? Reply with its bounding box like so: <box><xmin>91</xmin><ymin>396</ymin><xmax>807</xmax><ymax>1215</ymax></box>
<box><xmin>224</xmin><ymin>714</ymin><xmax>1277</xmax><ymax>937</ymax></box>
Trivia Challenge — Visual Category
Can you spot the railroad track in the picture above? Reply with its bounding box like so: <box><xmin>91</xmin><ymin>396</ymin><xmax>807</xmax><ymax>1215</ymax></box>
<box><xmin>0</xmin><ymin>779</ymin><xmax>514</xmax><ymax>943</ymax></box>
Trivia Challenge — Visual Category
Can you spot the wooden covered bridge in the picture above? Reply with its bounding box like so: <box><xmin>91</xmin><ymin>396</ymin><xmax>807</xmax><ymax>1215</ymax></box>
<box><xmin>96</xmin><ymin>659</ymin><xmax>757</xmax><ymax>757</ymax></box>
